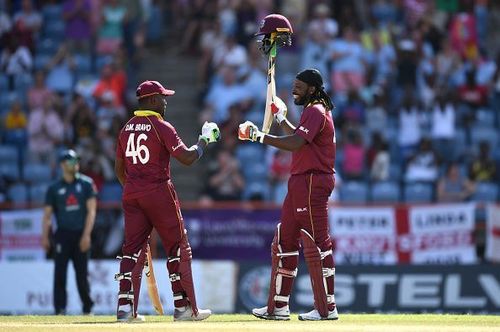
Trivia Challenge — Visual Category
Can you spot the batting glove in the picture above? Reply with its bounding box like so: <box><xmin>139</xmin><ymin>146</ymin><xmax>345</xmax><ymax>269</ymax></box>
<box><xmin>200</xmin><ymin>121</ymin><xmax>221</xmax><ymax>144</ymax></box>
<box><xmin>271</xmin><ymin>96</ymin><xmax>287</xmax><ymax>124</ymax></box>
<box><xmin>238</xmin><ymin>121</ymin><xmax>265</xmax><ymax>143</ymax></box>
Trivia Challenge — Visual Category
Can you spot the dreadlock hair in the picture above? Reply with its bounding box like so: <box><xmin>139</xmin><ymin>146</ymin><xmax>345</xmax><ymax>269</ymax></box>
<box><xmin>296</xmin><ymin>68</ymin><xmax>335</xmax><ymax>111</ymax></box>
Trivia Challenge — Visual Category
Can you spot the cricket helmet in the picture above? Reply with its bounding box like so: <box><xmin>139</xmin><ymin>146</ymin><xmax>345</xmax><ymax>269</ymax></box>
<box><xmin>255</xmin><ymin>14</ymin><xmax>293</xmax><ymax>55</ymax></box>
<box><xmin>255</xmin><ymin>14</ymin><xmax>293</xmax><ymax>36</ymax></box>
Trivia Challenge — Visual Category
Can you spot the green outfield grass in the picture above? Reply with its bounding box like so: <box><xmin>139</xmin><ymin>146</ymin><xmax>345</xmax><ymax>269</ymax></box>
<box><xmin>0</xmin><ymin>314</ymin><xmax>499</xmax><ymax>332</ymax></box>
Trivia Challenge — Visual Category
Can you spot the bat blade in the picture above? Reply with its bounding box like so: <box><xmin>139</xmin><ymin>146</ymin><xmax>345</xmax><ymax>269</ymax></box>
<box><xmin>262</xmin><ymin>42</ymin><xmax>277</xmax><ymax>134</ymax></box>
<box><xmin>145</xmin><ymin>244</ymin><xmax>164</xmax><ymax>315</ymax></box>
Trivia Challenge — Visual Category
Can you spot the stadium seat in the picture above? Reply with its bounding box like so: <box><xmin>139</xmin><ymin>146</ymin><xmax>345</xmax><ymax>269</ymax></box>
<box><xmin>0</xmin><ymin>163</ymin><xmax>21</xmax><ymax>181</ymax></box>
<box><xmin>472</xmin><ymin>182</ymin><xmax>499</xmax><ymax>202</ymax></box>
<box><xmin>24</xmin><ymin>164</ymin><xmax>53</xmax><ymax>183</ymax></box>
<box><xmin>0</xmin><ymin>74</ymin><xmax>8</xmax><ymax>90</ymax></box>
<box><xmin>339</xmin><ymin>181</ymin><xmax>368</xmax><ymax>203</ymax></box>
<box><xmin>404</xmin><ymin>182</ymin><xmax>434</xmax><ymax>203</ymax></box>
<box><xmin>471</xmin><ymin>126</ymin><xmax>498</xmax><ymax>151</ymax></box>
<box><xmin>43</xmin><ymin>21</ymin><xmax>65</xmax><ymax>39</ymax></box>
<box><xmin>42</xmin><ymin>4</ymin><xmax>63</xmax><ymax>21</ymax></box>
<box><xmin>7</xmin><ymin>184</ymin><xmax>28</xmax><ymax>203</ymax></box>
<box><xmin>36</xmin><ymin>38</ymin><xmax>60</xmax><ymax>55</ymax></box>
<box><xmin>74</xmin><ymin>54</ymin><xmax>93</xmax><ymax>75</ymax></box>
<box><xmin>475</xmin><ymin>109</ymin><xmax>496</xmax><ymax>128</ymax></box>
<box><xmin>370</xmin><ymin>181</ymin><xmax>401</xmax><ymax>203</ymax></box>
<box><xmin>34</xmin><ymin>54</ymin><xmax>52</xmax><ymax>71</ymax></box>
<box><xmin>0</xmin><ymin>145</ymin><xmax>18</xmax><ymax>162</ymax></box>
<box><xmin>389</xmin><ymin>164</ymin><xmax>402</xmax><ymax>182</ymax></box>
<box><xmin>99</xmin><ymin>182</ymin><xmax>123</xmax><ymax>202</ymax></box>
<box><xmin>243</xmin><ymin>181</ymin><xmax>271</xmax><ymax>201</ymax></box>
<box><xmin>30</xmin><ymin>183</ymin><xmax>50</xmax><ymax>204</ymax></box>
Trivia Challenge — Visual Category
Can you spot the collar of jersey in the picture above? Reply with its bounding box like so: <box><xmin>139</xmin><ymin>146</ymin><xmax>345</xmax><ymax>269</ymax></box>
<box><xmin>134</xmin><ymin>110</ymin><xmax>163</xmax><ymax>119</ymax></box>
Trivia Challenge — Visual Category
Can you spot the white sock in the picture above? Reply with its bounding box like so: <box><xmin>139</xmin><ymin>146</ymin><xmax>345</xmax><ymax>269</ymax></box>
<box><xmin>119</xmin><ymin>304</ymin><xmax>131</xmax><ymax>312</ymax></box>
<box><xmin>175</xmin><ymin>306</ymin><xmax>187</xmax><ymax>312</ymax></box>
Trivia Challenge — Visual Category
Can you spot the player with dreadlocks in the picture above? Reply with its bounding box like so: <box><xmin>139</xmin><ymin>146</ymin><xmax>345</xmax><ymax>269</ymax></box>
<box><xmin>238</xmin><ymin>68</ymin><xmax>338</xmax><ymax>321</ymax></box>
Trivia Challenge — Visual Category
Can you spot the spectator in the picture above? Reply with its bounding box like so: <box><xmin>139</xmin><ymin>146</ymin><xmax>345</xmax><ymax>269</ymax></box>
<box><xmin>300</xmin><ymin>24</ymin><xmax>331</xmax><ymax>91</ymax></box>
<box><xmin>68</xmin><ymin>94</ymin><xmax>96</xmax><ymax>146</ymax></box>
<box><xmin>430</xmin><ymin>93</ymin><xmax>456</xmax><ymax>162</ymax></box>
<box><xmin>3</xmin><ymin>100</ymin><xmax>27</xmax><ymax>147</ymax></box>
<box><xmin>28</xmin><ymin>70</ymin><xmax>54</xmax><ymax>110</ymax></box>
<box><xmin>62</xmin><ymin>0</ymin><xmax>92</xmax><ymax>53</ymax></box>
<box><xmin>201</xmin><ymin>65</ymin><xmax>252</xmax><ymax>123</ymax></box>
<box><xmin>342</xmin><ymin>129</ymin><xmax>365</xmax><ymax>180</ymax></box>
<box><xmin>205</xmin><ymin>149</ymin><xmax>244</xmax><ymax>201</ymax></box>
<box><xmin>405</xmin><ymin>138</ymin><xmax>440</xmax><ymax>183</ymax></box>
<box><xmin>457</xmin><ymin>68</ymin><xmax>488</xmax><ymax>128</ymax></box>
<box><xmin>0</xmin><ymin>4</ymin><xmax>12</xmax><ymax>46</ymax></box>
<box><xmin>398</xmin><ymin>94</ymin><xmax>422</xmax><ymax>162</ymax></box>
<box><xmin>365</xmin><ymin>90</ymin><xmax>388</xmax><ymax>134</ymax></box>
<box><xmin>370</xmin><ymin>140</ymin><xmax>390</xmax><ymax>182</ymax></box>
<box><xmin>469</xmin><ymin>141</ymin><xmax>497</xmax><ymax>182</ymax></box>
<box><xmin>329</xmin><ymin>26</ymin><xmax>367</xmax><ymax>94</ymax></box>
<box><xmin>45</xmin><ymin>44</ymin><xmax>76</xmax><ymax>96</ymax></box>
<box><xmin>212</xmin><ymin>34</ymin><xmax>248</xmax><ymax>71</ymax></box>
<box><xmin>0</xmin><ymin>36</ymin><xmax>32</xmax><ymax>91</ymax></box>
<box><xmin>12</xmin><ymin>0</ymin><xmax>42</xmax><ymax>51</ymax></box>
<box><xmin>92</xmin><ymin>63</ymin><xmax>126</xmax><ymax>107</ymax></box>
<box><xmin>437</xmin><ymin>162</ymin><xmax>475</xmax><ymax>202</ymax></box>
<box><xmin>96</xmin><ymin>0</ymin><xmax>127</xmax><ymax>55</ymax></box>
<box><xmin>95</xmin><ymin>91</ymin><xmax>125</xmax><ymax>131</ymax></box>
<box><xmin>308</xmin><ymin>3</ymin><xmax>338</xmax><ymax>40</ymax></box>
<box><xmin>270</xmin><ymin>149</ymin><xmax>291</xmax><ymax>186</ymax></box>
<box><xmin>28</xmin><ymin>95</ymin><xmax>64</xmax><ymax>164</ymax></box>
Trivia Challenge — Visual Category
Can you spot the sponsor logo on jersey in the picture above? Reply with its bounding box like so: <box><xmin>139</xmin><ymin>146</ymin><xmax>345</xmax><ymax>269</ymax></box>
<box><xmin>299</xmin><ymin>126</ymin><xmax>309</xmax><ymax>134</ymax></box>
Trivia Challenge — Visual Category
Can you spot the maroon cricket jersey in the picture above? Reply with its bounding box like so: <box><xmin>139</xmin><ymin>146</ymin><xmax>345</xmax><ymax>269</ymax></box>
<box><xmin>116</xmin><ymin>110</ymin><xmax>186</xmax><ymax>199</ymax></box>
<box><xmin>291</xmin><ymin>103</ymin><xmax>336</xmax><ymax>175</ymax></box>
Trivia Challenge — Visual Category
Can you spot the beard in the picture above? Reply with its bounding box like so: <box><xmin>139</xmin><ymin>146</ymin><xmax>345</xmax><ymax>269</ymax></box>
<box><xmin>293</xmin><ymin>94</ymin><xmax>308</xmax><ymax>106</ymax></box>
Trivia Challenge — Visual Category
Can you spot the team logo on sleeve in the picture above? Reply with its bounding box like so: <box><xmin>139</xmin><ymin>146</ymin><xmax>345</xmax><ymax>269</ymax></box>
<box><xmin>299</xmin><ymin>126</ymin><xmax>310</xmax><ymax>134</ymax></box>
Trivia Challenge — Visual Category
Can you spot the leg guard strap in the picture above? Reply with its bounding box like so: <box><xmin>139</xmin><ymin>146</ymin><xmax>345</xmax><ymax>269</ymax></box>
<box><xmin>301</xmin><ymin>229</ymin><xmax>332</xmax><ymax>318</ymax></box>
<box><xmin>267</xmin><ymin>223</ymin><xmax>299</xmax><ymax>314</ymax></box>
<box><xmin>169</xmin><ymin>273</ymin><xmax>181</xmax><ymax>282</ymax></box>
<box><xmin>115</xmin><ymin>272</ymin><xmax>132</xmax><ymax>281</ymax></box>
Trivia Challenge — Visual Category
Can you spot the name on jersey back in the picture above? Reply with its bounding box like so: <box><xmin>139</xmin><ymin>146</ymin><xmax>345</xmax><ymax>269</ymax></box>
<box><xmin>125</xmin><ymin>123</ymin><xmax>152</xmax><ymax>132</ymax></box>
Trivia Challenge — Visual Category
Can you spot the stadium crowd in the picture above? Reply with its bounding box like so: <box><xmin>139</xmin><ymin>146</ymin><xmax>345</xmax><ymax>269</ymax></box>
<box><xmin>0</xmin><ymin>0</ymin><xmax>166</xmax><ymax>204</ymax></box>
<box><xmin>1</xmin><ymin>0</ymin><xmax>499</xmax><ymax>209</ymax></box>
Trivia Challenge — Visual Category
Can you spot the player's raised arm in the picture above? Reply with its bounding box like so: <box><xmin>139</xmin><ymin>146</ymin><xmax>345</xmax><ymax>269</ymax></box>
<box><xmin>174</xmin><ymin>121</ymin><xmax>220</xmax><ymax>166</ymax></box>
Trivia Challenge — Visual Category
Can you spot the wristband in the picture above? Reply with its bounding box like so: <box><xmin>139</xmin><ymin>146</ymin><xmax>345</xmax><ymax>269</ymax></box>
<box><xmin>275</xmin><ymin>113</ymin><xmax>286</xmax><ymax>124</ymax></box>
<box><xmin>198</xmin><ymin>135</ymin><xmax>209</xmax><ymax>145</ymax></box>
<box><xmin>191</xmin><ymin>144</ymin><xmax>204</xmax><ymax>160</ymax></box>
<box><xmin>257</xmin><ymin>132</ymin><xmax>265</xmax><ymax>144</ymax></box>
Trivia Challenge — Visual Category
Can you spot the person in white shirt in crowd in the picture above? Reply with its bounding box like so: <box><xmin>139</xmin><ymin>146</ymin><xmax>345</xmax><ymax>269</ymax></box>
<box><xmin>27</xmin><ymin>95</ymin><xmax>64</xmax><ymax>165</ymax></box>
<box><xmin>431</xmin><ymin>93</ymin><xmax>456</xmax><ymax>162</ymax></box>
<box><xmin>398</xmin><ymin>93</ymin><xmax>422</xmax><ymax>162</ymax></box>
<box><xmin>405</xmin><ymin>137</ymin><xmax>440</xmax><ymax>183</ymax></box>
<box><xmin>200</xmin><ymin>65</ymin><xmax>253</xmax><ymax>124</ymax></box>
<box><xmin>0</xmin><ymin>36</ymin><xmax>32</xmax><ymax>90</ymax></box>
<box><xmin>308</xmin><ymin>3</ymin><xmax>338</xmax><ymax>40</ymax></box>
<box><xmin>370</xmin><ymin>141</ymin><xmax>390</xmax><ymax>182</ymax></box>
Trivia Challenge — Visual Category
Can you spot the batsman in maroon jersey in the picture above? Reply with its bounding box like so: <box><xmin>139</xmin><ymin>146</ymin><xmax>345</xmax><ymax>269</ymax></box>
<box><xmin>238</xmin><ymin>69</ymin><xmax>338</xmax><ymax>321</ymax></box>
<box><xmin>114</xmin><ymin>80</ymin><xmax>220</xmax><ymax>322</ymax></box>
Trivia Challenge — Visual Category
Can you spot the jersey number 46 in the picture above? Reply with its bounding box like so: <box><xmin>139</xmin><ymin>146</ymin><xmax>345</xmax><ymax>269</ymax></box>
<box><xmin>126</xmin><ymin>133</ymin><xmax>150</xmax><ymax>164</ymax></box>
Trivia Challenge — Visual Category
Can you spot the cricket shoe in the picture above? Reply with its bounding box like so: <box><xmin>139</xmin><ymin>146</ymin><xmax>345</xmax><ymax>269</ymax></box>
<box><xmin>252</xmin><ymin>305</ymin><xmax>290</xmax><ymax>320</ymax></box>
<box><xmin>174</xmin><ymin>305</ymin><xmax>211</xmax><ymax>321</ymax></box>
<box><xmin>298</xmin><ymin>307</ymin><xmax>338</xmax><ymax>321</ymax></box>
<box><xmin>117</xmin><ymin>309</ymin><xmax>145</xmax><ymax>323</ymax></box>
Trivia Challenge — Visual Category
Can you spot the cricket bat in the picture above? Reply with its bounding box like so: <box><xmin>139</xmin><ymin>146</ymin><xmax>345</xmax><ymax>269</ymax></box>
<box><xmin>144</xmin><ymin>243</ymin><xmax>164</xmax><ymax>315</ymax></box>
<box><xmin>262</xmin><ymin>33</ymin><xmax>277</xmax><ymax>134</ymax></box>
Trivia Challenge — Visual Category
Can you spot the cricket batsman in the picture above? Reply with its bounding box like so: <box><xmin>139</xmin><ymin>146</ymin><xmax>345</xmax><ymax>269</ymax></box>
<box><xmin>238</xmin><ymin>68</ymin><xmax>338</xmax><ymax>321</ymax></box>
<box><xmin>114</xmin><ymin>80</ymin><xmax>220</xmax><ymax>322</ymax></box>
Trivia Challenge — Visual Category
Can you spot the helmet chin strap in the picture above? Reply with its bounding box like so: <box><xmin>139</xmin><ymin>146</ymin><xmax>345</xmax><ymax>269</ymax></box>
<box><xmin>257</xmin><ymin>32</ymin><xmax>292</xmax><ymax>55</ymax></box>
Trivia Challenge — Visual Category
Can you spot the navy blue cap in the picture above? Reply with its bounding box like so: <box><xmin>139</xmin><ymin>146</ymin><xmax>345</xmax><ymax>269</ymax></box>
<box><xmin>59</xmin><ymin>149</ymin><xmax>79</xmax><ymax>162</ymax></box>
